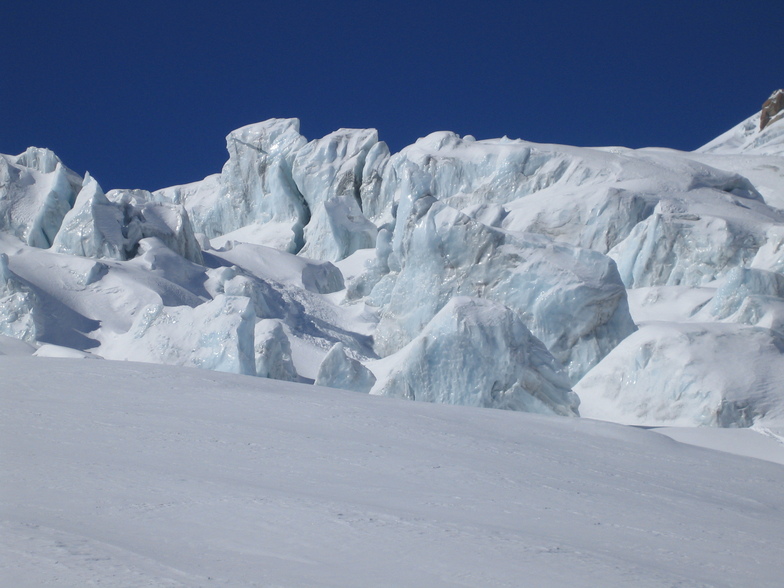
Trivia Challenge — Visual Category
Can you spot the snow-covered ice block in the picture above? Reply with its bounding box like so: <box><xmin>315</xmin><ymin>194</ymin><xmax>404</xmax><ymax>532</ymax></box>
<box><xmin>752</xmin><ymin>225</ymin><xmax>784</xmax><ymax>274</ymax></box>
<box><xmin>221</xmin><ymin>272</ymin><xmax>275</xmax><ymax>320</ymax></box>
<box><xmin>372</xmin><ymin>199</ymin><xmax>635</xmax><ymax>383</ymax></box>
<box><xmin>375</xmin><ymin>131</ymin><xmax>582</xmax><ymax>217</ymax></box>
<box><xmin>292</xmin><ymin>128</ymin><xmax>379</xmax><ymax>210</ymax></box>
<box><xmin>106</xmin><ymin>189</ymin><xmax>204</xmax><ymax>264</ymax></box>
<box><xmin>374</xmin><ymin>297</ymin><xmax>578</xmax><ymax>415</ymax></box>
<box><xmin>684</xmin><ymin>267</ymin><xmax>784</xmax><ymax>334</ymax></box>
<box><xmin>575</xmin><ymin>322</ymin><xmax>784</xmax><ymax>427</ymax></box>
<box><xmin>358</xmin><ymin>140</ymin><xmax>392</xmax><ymax>224</ymax></box>
<box><xmin>708</xmin><ymin>267</ymin><xmax>784</xmax><ymax>319</ymax></box>
<box><xmin>0</xmin><ymin>288</ymin><xmax>41</xmax><ymax>344</ymax></box>
<box><xmin>209</xmin><ymin>221</ymin><xmax>302</xmax><ymax>253</ymax></box>
<box><xmin>0</xmin><ymin>253</ymin><xmax>42</xmax><ymax>343</ymax></box>
<box><xmin>502</xmin><ymin>186</ymin><xmax>657</xmax><ymax>254</ymax></box>
<box><xmin>52</xmin><ymin>173</ymin><xmax>129</xmax><ymax>259</ymax></box>
<box><xmin>102</xmin><ymin>295</ymin><xmax>256</xmax><ymax>375</ymax></box>
<box><xmin>609</xmin><ymin>196</ymin><xmax>781</xmax><ymax>288</ymax></box>
<box><xmin>724</xmin><ymin>295</ymin><xmax>784</xmax><ymax>334</ymax></box>
<box><xmin>130</xmin><ymin>238</ymin><xmax>210</xmax><ymax>297</ymax></box>
<box><xmin>255</xmin><ymin>319</ymin><xmax>298</xmax><ymax>381</ymax></box>
<box><xmin>626</xmin><ymin>285</ymin><xmax>717</xmax><ymax>325</ymax></box>
<box><xmin>315</xmin><ymin>342</ymin><xmax>376</xmax><ymax>393</ymax></box>
<box><xmin>53</xmin><ymin>181</ymin><xmax>204</xmax><ymax>264</ymax></box>
<box><xmin>211</xmin><ymin>241</ymin><xmax>344</xmax><ymax>295</ymax></box>
<box><xmin>300</xmin><ymin>255</ymin><xmax>345</xmax><ymax>294</ymax></box>
<box><xmin>160</xmin><ymin>119</ymin><xmax>309</xmax><ymax>251</ymax></box>
<box><xmin>292</xmin><ymin>129</ymin><xmax>379</xmax><ymax>261</ymax></box>
<box><xmin>299</xmin><ymin>195</ymin><xmax>377</xmax><ymax>262</ymax></box>
<box><xmin>0</xmin><ymin>148</ymin><xmax>82</xmax><ymax>248</ymax></box>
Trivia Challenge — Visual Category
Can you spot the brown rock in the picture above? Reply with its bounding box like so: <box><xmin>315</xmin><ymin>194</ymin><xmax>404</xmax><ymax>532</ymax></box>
<box><xmin>760</xmin><ymin>89</ymin><xmax>784</xmax><ymax>131</ymax></box>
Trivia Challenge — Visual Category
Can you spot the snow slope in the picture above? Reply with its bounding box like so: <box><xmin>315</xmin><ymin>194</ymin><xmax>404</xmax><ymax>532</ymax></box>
<box><xmin>3</xmin><ymin>357</ymin><xmax>784</xmax><ymax>587</ymax></box>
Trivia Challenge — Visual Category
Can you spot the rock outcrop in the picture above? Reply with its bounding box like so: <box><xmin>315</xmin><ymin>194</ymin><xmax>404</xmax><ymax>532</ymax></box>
<box><xmin>760</xmin><ymin>89</ymin><xmax>784</xmax><ymax>131</ymax></box>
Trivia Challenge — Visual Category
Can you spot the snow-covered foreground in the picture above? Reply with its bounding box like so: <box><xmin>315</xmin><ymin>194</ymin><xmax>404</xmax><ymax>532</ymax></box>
<box><xmin>3</xmin><ymin>357</ymin><xmax>784</xmax><ymax>587</ymax></box>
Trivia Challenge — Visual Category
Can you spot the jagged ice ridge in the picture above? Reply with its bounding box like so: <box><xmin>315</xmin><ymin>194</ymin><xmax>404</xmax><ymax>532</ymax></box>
<box><xmin>2</xmin><ymin>90</ymin><xmax>784</xmax><ymax>428</ymax></box>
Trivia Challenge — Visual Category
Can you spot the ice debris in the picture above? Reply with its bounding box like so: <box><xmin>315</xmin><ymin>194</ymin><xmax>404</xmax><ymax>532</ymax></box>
<box><xmin>315</xmin><ymin>342</ymin><xmax>376</xmax><ymax>393</ymax></box>
<box><xmin>0</xmin><ymin>253</ymin><xmax>41</xmax><ymax>343</ymax></box>
<box><xmin>255</xmin><ymin>319</ymin><xmax>298</xmax><ymax>381</ymax></box>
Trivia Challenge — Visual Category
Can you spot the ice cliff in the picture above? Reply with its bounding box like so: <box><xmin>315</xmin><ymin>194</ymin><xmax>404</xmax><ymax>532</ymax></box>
<box><xmin>2</xmin><ymin>91</ymin><xmax>784</xmax><ymax>427</ymax></box>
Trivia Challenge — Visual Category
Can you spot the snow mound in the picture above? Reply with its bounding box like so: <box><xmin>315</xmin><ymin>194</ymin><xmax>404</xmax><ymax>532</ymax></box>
<box><xmin>33</xmin><ymin>343</ymin><xmax>100</xmax><ymax>359</ymax></box>
<box><xmin>576</xmin><ymin>322</ymin><xmax>784</xmax><ymax>427</ymax></box>
<box><xmin>0</xmin><ymin>333</ymin><xmax>36</xmax><ymax>355</ymax></box>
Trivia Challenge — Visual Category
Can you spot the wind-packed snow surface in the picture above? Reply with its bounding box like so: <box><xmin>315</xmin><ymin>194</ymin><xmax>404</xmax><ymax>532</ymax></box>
<box><xmin>3</xmin><ymin>357</ymin><xmax>784</xmax><ymax>587</ymax></box>
<box><xmin>2</xmin><ymin>91</ymin><xmax>784</xmax><ymax>428</ymax></box>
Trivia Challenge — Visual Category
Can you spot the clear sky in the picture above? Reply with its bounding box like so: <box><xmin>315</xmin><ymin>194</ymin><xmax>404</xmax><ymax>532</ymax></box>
<box><xmin>3</xmin><ymin>1</ymin><xmax>782</xmax><ymax>191</ymax></box>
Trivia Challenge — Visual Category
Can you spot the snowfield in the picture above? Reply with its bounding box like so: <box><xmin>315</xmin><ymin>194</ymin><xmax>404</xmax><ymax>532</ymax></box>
<box><xmin>3</xmin><ymin>356</ymin><xmax>784</xmax><ymax>587</ymax></box>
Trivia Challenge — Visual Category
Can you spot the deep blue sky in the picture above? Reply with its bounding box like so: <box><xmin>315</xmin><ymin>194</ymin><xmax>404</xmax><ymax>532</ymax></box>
<box><xmin>3</xmin><ymin>1</ymin><xmax>782</xmax><ymax>191</ymax></box>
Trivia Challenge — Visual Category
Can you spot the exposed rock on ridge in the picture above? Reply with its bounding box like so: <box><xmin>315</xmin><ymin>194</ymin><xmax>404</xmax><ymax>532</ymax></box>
<box><xmin>760</xmin><ymin>89</ymin><xmax>784</xmax><ymax>131</ymax></box>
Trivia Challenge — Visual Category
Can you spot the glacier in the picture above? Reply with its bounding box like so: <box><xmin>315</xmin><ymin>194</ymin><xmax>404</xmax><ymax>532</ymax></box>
<box><xmin>2</xmin><ymin>90</ymin><xmax>784</xmax><ymax>428</ymax></box>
